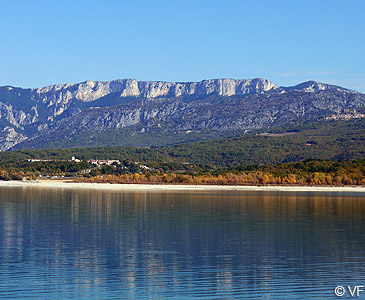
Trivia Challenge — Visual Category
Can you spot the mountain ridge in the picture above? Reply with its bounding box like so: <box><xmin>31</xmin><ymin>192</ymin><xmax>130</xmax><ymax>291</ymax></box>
<box><xmin>0</xmin><ymin>78</ymin><xmax>364</xmax><ymax>151</ymax></box>
<box><xmin>3</xmin><ymin>78</ymin><xmax>357</xmax><ymax>93</ymax></box>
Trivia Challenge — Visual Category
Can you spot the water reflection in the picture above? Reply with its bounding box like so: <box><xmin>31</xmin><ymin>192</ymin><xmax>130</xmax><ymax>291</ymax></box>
<box><xmin>0</xmin><ymin>187</ymin><xmax>364</xmax><ymax>299</ymax></box>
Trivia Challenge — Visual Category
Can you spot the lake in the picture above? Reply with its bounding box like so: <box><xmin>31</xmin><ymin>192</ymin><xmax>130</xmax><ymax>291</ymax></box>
<box><xmin>0</xmin><ymin>186</ymin><xmax>364</xmax><ymax>299</ymax></box>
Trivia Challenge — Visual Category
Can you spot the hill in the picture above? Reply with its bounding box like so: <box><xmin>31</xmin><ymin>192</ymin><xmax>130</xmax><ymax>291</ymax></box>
<box><xmin>1</xmin><ymin>118</ymin><xmax>363</xmax><ymax>170</ymax></box>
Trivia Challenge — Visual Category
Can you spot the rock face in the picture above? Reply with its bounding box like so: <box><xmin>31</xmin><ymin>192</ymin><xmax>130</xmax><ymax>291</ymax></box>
<box><xmin>0</xmin><ymin>127</ymin><xmax>28</xmax><ymax>151</ymax></box>
<box><xmin>37</xmin><ymin>78</ymin><xmax>277</xmax><ymax>101</ymax></box>
<box><xmin>0</xmin><ymin>78</ymin><xmax>363</xmax><ymax>150</ymax></box>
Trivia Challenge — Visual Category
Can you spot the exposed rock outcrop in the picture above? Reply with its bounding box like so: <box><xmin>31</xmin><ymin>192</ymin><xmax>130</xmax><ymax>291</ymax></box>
<box><xmin>0</xmin><ymin>127</ymin><xmax>28</xmax><ymax>151</ymax></box>
<box><xmin>36</xmin><ymin>78</ymin><xmax>277</xmax><ymax>103</ymax></box>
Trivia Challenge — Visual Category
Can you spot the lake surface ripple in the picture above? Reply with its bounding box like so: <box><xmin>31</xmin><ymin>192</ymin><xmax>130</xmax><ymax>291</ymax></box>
<box><xmin>0</xmin><ymin>187</ymin><xmax>364</xmax><ymax>299</ymax></box>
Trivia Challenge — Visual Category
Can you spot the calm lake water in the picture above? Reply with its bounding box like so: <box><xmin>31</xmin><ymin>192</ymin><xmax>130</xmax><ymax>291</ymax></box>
<box><xmin>0</xmin><ymin>186</ymin><xmax>364</xmax><ymax>299</ymax></box>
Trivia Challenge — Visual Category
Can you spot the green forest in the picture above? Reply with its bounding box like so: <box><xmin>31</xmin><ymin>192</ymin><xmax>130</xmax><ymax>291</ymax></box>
<box><xmin>0</xmin><ymin>118</ymin><xmax>364</xmax><ymax>185</ymax></box>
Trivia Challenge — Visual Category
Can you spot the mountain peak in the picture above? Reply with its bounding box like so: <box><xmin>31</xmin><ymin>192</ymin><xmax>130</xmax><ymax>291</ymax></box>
<box><xmin>283</xmin><ymin>80</ymin><xmax>356</xmax><ymax>93</ymax></box>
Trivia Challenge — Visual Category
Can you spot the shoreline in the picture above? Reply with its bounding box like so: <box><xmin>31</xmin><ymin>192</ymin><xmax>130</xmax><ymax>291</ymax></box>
<box><xmin>0</xmin><ymin>180</ymin><xmax>364</xmax><ymax>193</ymax></box>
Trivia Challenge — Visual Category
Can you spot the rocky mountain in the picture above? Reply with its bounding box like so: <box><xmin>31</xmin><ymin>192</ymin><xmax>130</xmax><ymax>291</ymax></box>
<box><xmin>0</xmin><ymin>78</ymin><xmax>364</xmax><ymax>150</ymax></box>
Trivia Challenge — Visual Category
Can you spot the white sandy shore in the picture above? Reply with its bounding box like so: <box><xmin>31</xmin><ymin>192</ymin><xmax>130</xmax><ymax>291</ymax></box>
<box><xmin>0</xmin><ymin>180</ymin><xmax>364</xmax><ymax>193</ymax></box>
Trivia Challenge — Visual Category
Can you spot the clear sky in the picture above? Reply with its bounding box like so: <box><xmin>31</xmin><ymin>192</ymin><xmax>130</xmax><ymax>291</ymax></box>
<box><xmin>1</xmin><ymin>0</ymin><xmax>364</xmax><ymax>92</ymax></box>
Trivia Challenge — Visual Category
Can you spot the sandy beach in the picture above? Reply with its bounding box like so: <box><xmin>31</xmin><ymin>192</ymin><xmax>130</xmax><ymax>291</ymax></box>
<box><xmin>0</xmin><ymin>180</ymin><xmax>364</xmax><ymax>193</ymax></box>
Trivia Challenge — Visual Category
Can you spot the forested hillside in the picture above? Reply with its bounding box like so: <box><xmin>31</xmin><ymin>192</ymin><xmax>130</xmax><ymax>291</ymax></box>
<box><xmin>0</xmin><ymin>118</ymin><xmax>363</xmax><ymax>169</ymax></box>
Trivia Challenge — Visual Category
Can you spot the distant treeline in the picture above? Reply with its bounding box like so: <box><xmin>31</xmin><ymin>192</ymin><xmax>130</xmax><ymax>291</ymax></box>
<box><xmin>0</xmin><ymin>157</ymin><xmax>364</xmax><ymax>186</ymax></box>
<box><xmin>76</xmin><ymin>159</ymin><xmax>365</xmax><ymax>186</ymax></box>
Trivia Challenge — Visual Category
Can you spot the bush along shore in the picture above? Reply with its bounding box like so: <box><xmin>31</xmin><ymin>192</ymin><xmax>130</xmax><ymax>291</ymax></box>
<box><xmin>0</xmin><ymin>159</ymin><xmax>364</xmax><ymax>186</ymax></box>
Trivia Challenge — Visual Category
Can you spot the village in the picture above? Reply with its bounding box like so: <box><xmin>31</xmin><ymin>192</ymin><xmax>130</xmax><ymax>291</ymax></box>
<box><xmin>28</xmin><ymin>156</ymin><xmax>151</xmax><ymax>169</ymax></box>
<box><xmin>20</xmin><ymin>156</ymin><xmax>153</xmax><ymax>181</ymax></box>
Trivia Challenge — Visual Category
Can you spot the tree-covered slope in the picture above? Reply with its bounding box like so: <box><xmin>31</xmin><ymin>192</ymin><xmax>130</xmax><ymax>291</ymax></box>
<box><xmin>1</xmin><ymin>118</ymin><xmax>363</xmax><ymax>169</ymax></box>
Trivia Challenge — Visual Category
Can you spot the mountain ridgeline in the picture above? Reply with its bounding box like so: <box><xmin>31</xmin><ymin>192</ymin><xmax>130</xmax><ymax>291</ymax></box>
<box><xmin>0</xmin><ymin>78</ymin><xmax>364</xmax><ymax>151</ymax></box>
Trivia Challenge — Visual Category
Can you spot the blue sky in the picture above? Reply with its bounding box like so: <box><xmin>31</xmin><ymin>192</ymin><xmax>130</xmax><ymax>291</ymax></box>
<box><xmin>1</xmin><ymin>0</ymin><xmax>364</xmax><ymax>91</ymax></box>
